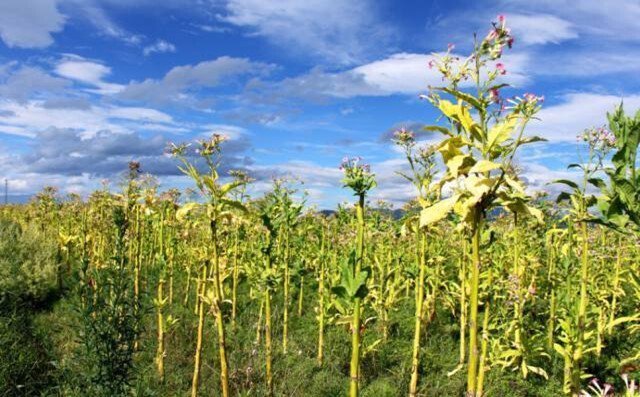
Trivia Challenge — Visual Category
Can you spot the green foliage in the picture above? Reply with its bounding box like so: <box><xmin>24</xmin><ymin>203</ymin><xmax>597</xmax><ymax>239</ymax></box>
<box><xmin>75</xmin><ymin>207</ymin><xmax>142</xmax><ymax>396</ymax></box>
<box><xmin>0</xmin><ymin>219</ymin><xmax>60</xmax><ymax>305</ymax></box>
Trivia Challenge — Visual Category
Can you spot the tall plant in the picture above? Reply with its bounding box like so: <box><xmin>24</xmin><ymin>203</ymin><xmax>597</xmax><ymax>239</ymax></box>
<box><xmin>392</xmin><ymin>128</ymin><xmax>440</xmax><ymax>396</ymax></box>
<box><xmin>333</xmin><ymin>157</ymin><xmax>376</xmax><ymax>397</ymax></box>
<box><xmin>170</xmin><ymin>134</ymin><xmax>249</xmax><ymax>397</ymax></box>
<box><xmin>418</xmin><ymin>16</ymin><xmax>545</xmax><ymax>396</ymax></box>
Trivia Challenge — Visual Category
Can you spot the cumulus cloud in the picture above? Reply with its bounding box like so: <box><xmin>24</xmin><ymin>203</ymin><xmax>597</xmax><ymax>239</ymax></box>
<box><xmin>503</xmin><ymin>14</ymin><xmax>578</xmax><ymax>46</ymax></box>
<box><xmin>119</xmin><ymin>56</ymin><xmax>276</xmax><ymax>105</ymax></box>
<box><xmin>530</xmin><ymin>93</ymin><xmax>640</xmax><ymax>142</ymax></box>
<box><xmin>0</xmin><ymin>99</ymin><xmax>176</xmax><ymax>137</ymax></box>
<box><xmin>219</xmin><ymin>0</ymin><xmax>394</xmax><ymax>65</ymax></box>
<box><xmin>246</xmin><ymin>51</ymin><xmax>530</xmax><ymax>107</ymax></box>
<box><xmin>143</xmin><ymin>39</ymin><xmax>176</xmax><ymax>56</ymax></box>
<box><xmin>0</xmin><ymin>0</ymin><xmax>66</xmax><ymax>48</ymax></box>
<box><xmin>55</xmin><ymin>56</ymin><xmax>124</xmax><ymax>94</ymax></box>
<box><xmin>15</xmin><ymin>125</ymin><xmax>253</xmax><ymax>180</ymax></box>
<box><xmin>0</xmin><ymin>65</ymin><xmax>70</xmax><ymax>102</ymax></box>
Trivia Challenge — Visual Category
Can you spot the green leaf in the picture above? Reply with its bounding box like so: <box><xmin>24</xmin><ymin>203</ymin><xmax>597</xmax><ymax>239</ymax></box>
<box><xmin>519</xmin><ymin>136</ymin><xmax>547</xmax><ymax>144</ymax></box>
<box><xmin>587</xmin><ymin>177</ymin><xmax>607</xmax><ymax>190</ymax></box>
<box><xmin>552</xmin><ymin>179</ymin><xmax>579</xmax><ymax>190</ymax></box>
<box><xmin>556</xmin><ymin>191</ymin><xmax>572</xmax><ymax>203</ymax></box>
<box><xmin>441</xmin><ymin>87</ymin><xmax>485</xmax><ymax>112</ymax></box>
<box><xmin>423</xmin><ymin>125</ymin><xmax>451</xmax><ymax>136</ymax></box>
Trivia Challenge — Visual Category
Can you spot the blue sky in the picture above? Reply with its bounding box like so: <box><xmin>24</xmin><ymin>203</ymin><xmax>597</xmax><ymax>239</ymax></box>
<box><xmin>1</xmin><ymin>0</ymin><xmax>639</xmax><ymax>208</ymax></box>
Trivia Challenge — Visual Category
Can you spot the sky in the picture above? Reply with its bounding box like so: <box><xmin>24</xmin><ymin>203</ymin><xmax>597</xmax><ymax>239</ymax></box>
<box><xmin>0</xmin><ymin>0</ymin><xmax>639</xmax><ymax>208</ymax></box>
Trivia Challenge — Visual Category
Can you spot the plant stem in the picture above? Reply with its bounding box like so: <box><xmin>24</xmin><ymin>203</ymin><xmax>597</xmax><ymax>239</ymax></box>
<box><xmin>409</xmin><ymin>230</ymin><xmax>427</xmax><ymax>397</ymax></box>
<box><xmin>466</xmin><ymin>209</ymin><xmax>482</xmax><ymax>397</ymax></box>
<box><xmin>210</xmin><ymin>220</ymin><xmax>230</xmax><ymax>397</ymax></box>
<box><xmin>190</xmin><ymin>261</ymin><xmax>208</xmax><ymax>397</ymax></box>
<box><xmin>349</xmin><ymin>193</ymin><xmax>365</xmax><ymax>397</ymax></box>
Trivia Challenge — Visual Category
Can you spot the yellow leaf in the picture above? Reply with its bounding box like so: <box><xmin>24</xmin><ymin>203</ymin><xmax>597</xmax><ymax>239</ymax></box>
<box><xmin>438</xmin><ymin>99</ymin><xmax>457</xmax><ymax>119</ymax></box>
<box><xmin>527</xmin><ymin>206</ymin><xmax>544</xmax><ymax>224</ymax></box>
<box><xmin>419</xmin><ymin>194</ymin><xmax>459</xmax><ymax>228</ymax></box>
<box><xmin>446</xmin><ymin>154</ymin><xmax>474</xmax><ymax>177</ymax></box>
<box><xmin>487</xmin><ymin>115</ymin><xmax>519</xmax><ymax>152</ymax></box>
<box><xmin>469</xmin><ymin>159</ymin><xmax>501</xmax><ymax>174</ymax></box>
<box><xmin>466</xmin><ymin>175</ymin><xmax>493</xmax><ymax>201</ymax></box>
<box><xmin>176</xmin><ymin>202</ymin><xmax>199</xmax><ymax>221</ymax></box>
<box><xmin>437</xmin><ymin>137</ymin><xmax>464</xmax><ymax>163</ymax></box>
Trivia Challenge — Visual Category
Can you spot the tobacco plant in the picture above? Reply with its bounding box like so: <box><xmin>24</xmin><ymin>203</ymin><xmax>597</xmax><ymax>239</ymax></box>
<box><xmin>419</xmin><ymin>16</ymin><xmax>545</xmax><ymax>396</ymax></box>
<box><xmin>170</xmin><ymin>134</ymin><xmax>249</xmax><ymax>397</ymax></box>
<box><xmin>332</xmin><ymin>156</ymin><xmax>375</xmax><ymax>397</ymax></box>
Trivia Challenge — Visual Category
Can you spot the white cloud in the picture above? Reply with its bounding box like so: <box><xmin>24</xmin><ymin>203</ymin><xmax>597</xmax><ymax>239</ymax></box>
<box><xmin>62</xmin><ymin>0</ymin><xmax>143</xmax><ymax>44</ymax></box>
<box><xmin>503</xmin><ymin>0</ymin><xmax>640</xmax><ymax>43</ymax></box>
<box><xmin>200</xmin><ymin>124</ymin><xmax>247</xmax><ymax>140</ymax></box>
<box><xmin>252</xmin><ymin>51</ymin><xmax>529</xmax><ymax>103</ymax></box>
<box><xmin>530</xmin><ymin>93</ymin><xmax>640</xmax><ymax>142</ymax></box>
<box><xmin>518</xmin><ymin>161</ymin><xmax>580</xmax><ymax>194</ymax></box>
<box><xmin>0</xmin><ymin>65</ymin><xmax>70</xmax><ymax>101</ymax></box>
<box><xmin>0</xmin><ymin>99</ymin><xmax>175</xmax><ymax>137</ymax></box>
<box><xmin>219</xmin><ymin>0</ymin><xmax>393</xmax><ymax>65</ymax></box>
<box><xmin>143</xmin><ymin>39</ymin><xmax>176</xmax><ymax>56</ymax></box>
<box><xmin>0</xmin><ymin>0</ymin><xmax>66</xmax><ymax>48</ymax></box>
<box><xmin>120</xmin><ymin>56</ymin><xmax>275</xmax><ymax>105</ymax></box>
<box><xmin>56</xmin><ymin>59</ymin><xmax>110</xmax><ymax>85</ymax></box>
<box><xmin>507</xmin><ymin>14</ymin><xmax>577</xmax><ymax>45</ymax></box>
<box><xmin>55</xmin><ymin>57</ymin><xmax>124</xmax><ymax>94</ymax></box>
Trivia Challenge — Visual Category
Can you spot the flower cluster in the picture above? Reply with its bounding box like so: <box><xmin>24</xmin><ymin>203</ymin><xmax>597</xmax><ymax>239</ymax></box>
<box><xmin>427</xmin><ymin>42</ymin><xmax>472</xmax><ymax>86</ymax></box>
<box><xmin>417</xmin><ymin>144</ymin><xmax>437</xmax><ymax>163</ymax></box>
<box><xmin>229</xmin><ymin>169</ymin><xmax>253</xmax><ymax>183</ymax></box>
<box><xmin>167</xmin><ymin>142</ymin><xmax>191</xmax><ymax>156</ymax></box>
<box><xmin>578</xmin><ymin>126</ymin><xmax>616</xmax><ymax>151</ymax></box>
<box><xmin>392</xmin><ymin>127</ymin><xmax>416</xmax><ymax>148</ymax></box>
<box><xmin>426</xmin><ymin>15</ymin><xmax>514</xmax><ymax>91</ymax></box>
<box><xmin>582</xmin><ymin>377</ymin><xmax>614</xmax><ymax>396</ymax></box>
<box><xmin>504</xmin><ymin>93</ymin><xmax>544</xmax><ymax>116</ymax></box>
<box><xmin>488</xmin><ymin>88</ymin><xmax>500</xmax><ymax>103</ymax></box>
<box><xmin>198</xmin><ymin>133</ymin><xmax>228</xmax><ymax>156</ymax></box>
<box><xmin>479</xmin><ymin>15</ymin><xmax>514</xmax><ymax>60</ymax></box>
<box><xmin>340</xmin><ymin>156</ymin><xmax>376</xmax><ymax>195</ymax></box>
<box><xmin>128</xmin><ymin>160</ymin><xmax>141</xmax><ymax>180</ymax></box>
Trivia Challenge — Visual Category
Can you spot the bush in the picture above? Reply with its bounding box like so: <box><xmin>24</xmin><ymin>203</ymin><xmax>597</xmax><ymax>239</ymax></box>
<box><xmin>0</xmin><ymin>218</ymin><xmax>60</xmax><ymax>396</ymax></box>
<box><xmin>0</xmin><ymin>218</ymin><xmax>60</xmax><ymax>306</ymax></box>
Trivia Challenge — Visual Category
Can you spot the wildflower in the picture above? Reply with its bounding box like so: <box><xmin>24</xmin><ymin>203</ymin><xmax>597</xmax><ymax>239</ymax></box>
<box><xmin>580</xmin><ymin>126</ymin><xmax>615</xmax><ymax>152</ymax></box>
<box><xmin>498</xmin><ymin>14</ymin><xmax>506</xmax><ymax>24</ymax></box>
<box><xmin>128</xmin><ymin>161</ymin><xmax>141</xmax><ymax>179</ymax></box>
<box><xmin>496</xmin><ymin>62</ymin><xmax>507</xmax><ymax>75</ymax></box>
<box><xmin>428</xmin><ymin>60</ymin><xmax>435</xmax><ymax>69</ymax></box>
<box><xmin>393</xmin><ymin>127</ymin><xmax>416</xmax><ymax>147</ymax></box>
<box><xmin>167</xmin><ymin>142</ymin><xmax>190</xmax><ymax>156</ymax></box>
<box><xmin>340</xmin><ymin>156</ymin><xmax>376</xmax><ymax>195</ymax></box>
<box><xmin>489</xmin><ymin>88</ymin><xmax>500</xmax><ymax>103</ymax></box>
<box><xmin>447</xmin><ymin>43</ymin><xmax>455</xmax><ymax>52</ymax></box>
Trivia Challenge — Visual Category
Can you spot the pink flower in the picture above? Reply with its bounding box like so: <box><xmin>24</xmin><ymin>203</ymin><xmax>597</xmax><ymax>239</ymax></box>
<box><xmin>498</xmin><ymin>14</ymin><xmax>506</xmax><ymax>24</ymax></box>
<box><xmin>496</xmin><ymin>63</ymin><xmax>506</xmax><ymax>75</ymax></box>
<box><xmin>428</xmin><ymin>60</ymin><xmax>435</xmax><ymax>69</ymax></box>
<box><xmin>489</xmin><ymin>88</ymin><xmax>500</xmax><ymax>103</ymax></box>
<box><xmin>447</xmin><ymin>43</ymin><xmax>455</xmax><ymax>51</ymax></box>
